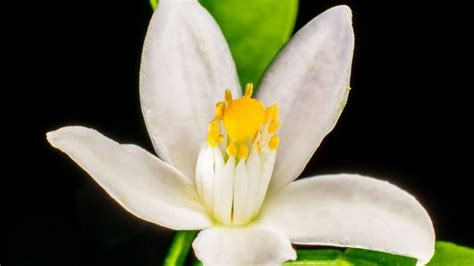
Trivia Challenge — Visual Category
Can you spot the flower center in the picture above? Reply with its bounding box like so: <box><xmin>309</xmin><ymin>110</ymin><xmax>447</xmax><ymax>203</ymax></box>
<box><xmin>196</xmin><ymin>83</ymin><xmax>280</xmax><ymax>226</ymax></box>
<box><xmin>223</xmin><ymin>88</ymin><xmax>265</xmax><ymax>144</ymax></box>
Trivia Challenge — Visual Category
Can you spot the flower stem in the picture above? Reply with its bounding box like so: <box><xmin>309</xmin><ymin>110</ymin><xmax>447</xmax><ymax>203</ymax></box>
<box><xmin>164</xmin><ymin>230</ymin><xmax>198</xmax><ymax>266</ymax></box>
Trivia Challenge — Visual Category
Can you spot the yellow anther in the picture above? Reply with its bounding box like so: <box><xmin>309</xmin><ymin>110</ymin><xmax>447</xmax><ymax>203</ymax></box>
<box><xmin>268</xmin><ymin>135</ymin><xmax>280</xmax><ymax>150</ymax></box>
<box><xmin>225</xmin><ymin>89</ymin><xmax>233</xmax><ymax>104</ymax></box>
<box><xmin>223</xmin><ymin>97</ymin><xmax>265</xmax><ymax>143</ymax></box>
<box><xmin>208</xmin><ymin>120</ymin><xmax>219</xmax><ymax>134</ymax></box>
<box><xmin>226</xmin><ymin>143</ymin><xmax>237</xmax><ymax>157</ymax></box>
<box><xmin>207</xmin><ymin>120</ymin><xmax>221</xmax><ymax>147</ymax></box>
<box><xmin>215</xmin><ymin>101</ymin><xmax>226</xmax><ymax>120</ymax></box>
<box><xmin>244</xmin><ymin>83</ymin><xmax>253</xmax><ymax>98</ymax></box>
<box><xmin>239</xmin><ymin>145</ymin><xmax>249</xmax><ymax>160</ymax></box>
<box><xmin>268</xmin><ymin>119</ymin><xmax>280</xmax><ymax>134</ymax></box>
<box><xmin>265</xmin><ymin>104</ymin><xmax>279</xmax><ymax>123</ymax></box>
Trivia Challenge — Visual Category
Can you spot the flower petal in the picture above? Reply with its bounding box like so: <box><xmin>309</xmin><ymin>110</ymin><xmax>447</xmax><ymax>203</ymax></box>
<box><xmin>140</xmin><ymin>0</ymin><xmax>241</xmax><ymax>179</ymax></box>
<box><xmin>193</xmin><ymin>224</ymin><xmax>296</xmax><ymax>265</ymax></box>
<box><xmin>256</xmin><ymin>6</ymin><xmax>355</xmax><ymax>191</ymax></box>
<box><xmin>47</xmin><ymin>126</ymin><xmax>212</xmax><ymax>230</ymax></box>
<box><xmin>258</xmin><ymin>174</ymin><xmax>435</xmax><ymax>264</ymax></box>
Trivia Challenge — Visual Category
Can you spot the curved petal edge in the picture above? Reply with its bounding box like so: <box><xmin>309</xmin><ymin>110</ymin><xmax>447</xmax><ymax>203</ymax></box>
<box><xmin>47</xmin><ymin>126</ymin><xmax>212</xmax><ymax>230</ymax></box>
<box><xmin>140</xmin><ymin>0</ymin><xmax>241</xmax><ymax>179</ymax></box>
<box><xmin>193</xmin><ymin>224</ymin><xmax>296</xmax><ymax>265</ymax></box>
<box><xmin>256</xmin><ymin>5</ymin><xmax>355</xmax><ymax>192</ymax></box>
<box><xmin>258</xmin><ymin>174</ymin><xmax>435</xmax><ymax>264</ymax></box>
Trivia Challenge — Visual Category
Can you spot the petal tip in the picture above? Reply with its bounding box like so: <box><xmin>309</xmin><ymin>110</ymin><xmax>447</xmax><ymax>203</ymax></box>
<box><xmin>328</xmin><ymin>5</ymin><xmax>353</xmax><ymax>20</ymax></box>
<box><xmin>46</xmin><ymin>126</ymin><xmax>89</xmax><ymax>148</ymax></box>
<box><xmin>46</xmin><ymin>128</ymin><xmax>65</xmax><ymax>147</ymax></box>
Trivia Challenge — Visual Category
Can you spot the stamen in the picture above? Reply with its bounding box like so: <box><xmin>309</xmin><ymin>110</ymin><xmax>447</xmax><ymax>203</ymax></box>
<box><xmin>244</xmin><ymin>83</ymin><xmax>253</xmax><ymax>98</ymax></box>
<box><xmin>268</xmin><ymin>119</ymin><xmax>280</xmax><ymax>134</ymax></box>
<box><xmin>239</xmin><ymin>145</ymin><xmax>249</xmax><ymax>160</ymax></box>
<box><xmin>225</xmin><ymin>89</ymin><xmax>233</xmax><ymax>104</ymax></box>
<box><xmin>268</xmin><ymin>135</ymin><xmax>280</xmax><ymax>150</ymax></box>
<box><xmin>226</xmin><ymin>143</ymin><xmax>237</xmax><ymax>157</ymax></box>
<box><xmin>265</xmin><ymin>104</ymin><xmax>279</xmax><ymax>123</ymax></box>
<box><xmin>207</xmin><ymin>120</ymin><xmax>222</xmax><ymax>147</ymax></box>
<box><xmin>215</xmin><ymin>101</ymin><xmax>226</xmax><ymax>120</ymax></box>
<box><xmin>252</xmin><ymin>130</ymin><xmax>261</xmax><ymax>144</ymax></box>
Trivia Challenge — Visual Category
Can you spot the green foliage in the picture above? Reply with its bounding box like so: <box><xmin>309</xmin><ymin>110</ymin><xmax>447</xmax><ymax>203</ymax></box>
<box><xmin>427</xmin><ymin>241</ymin><xmax>474</xmax><ymax>266</ymax></box>
<box><xmin>149</xmin><ymin>0</ymin><xmax>298</xmax><ymax>90</ymax></box>
<box><xmin>284</xmin><ymin>248</ymin><xmax>416</xmax><ymax>266</ymax></box>
<box><xmin>283</xmin><ymin>242</ymin><xmax>474</xmax><ymax>265</ymax></box>
<box><xmin>198</xmin><ymin>0</ymin><xmax>298</xmax><ymax>89</ymax></box>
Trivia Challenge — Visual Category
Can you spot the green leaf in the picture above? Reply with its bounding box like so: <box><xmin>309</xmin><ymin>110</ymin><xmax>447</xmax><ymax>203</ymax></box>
<box><xmin>199</xmin><ymin>0</ymin><xmax>298</xmax><ymax>88</ymax></box>
<box><xmin>284</xmin><ymin>248</ymin><xmax>416</xmax><ymax>266</ymax></box>
<box><xmin>344</xmin><ymin>248</ymin><xmax>416</xmax><ymax>266</ymax></box>
<box><xmin>149</xmin><ymin>0</ymin><xmax>158</xmax><ymax>10</ymax></box>
<box><xmin>283</xmin><ymin>242</ymin><xmax>474</xmax><ymax>265</ymax></box>
<box><xmin>149</xmin><ymin>0</ymin><xmax>298</xmax><ymax>90</ymax></box>
<box><xmin>427</xmin><ymin>241</ymin><xmax>474</xmax><ymax>266</ymax></box>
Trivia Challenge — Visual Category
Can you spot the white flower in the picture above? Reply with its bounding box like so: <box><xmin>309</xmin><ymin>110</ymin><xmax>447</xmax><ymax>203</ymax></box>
<box><xmin>47</xmin><ymin>1</ymin><xmax>435</xmax><ymax>265</ymax></box>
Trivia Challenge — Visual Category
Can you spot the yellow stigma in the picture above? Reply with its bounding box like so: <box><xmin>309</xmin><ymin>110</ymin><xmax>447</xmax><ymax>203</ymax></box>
<box><xmin>223</xmin><ymin>83</ymin><xmax>265</xmax><ymax>143</ymax></box>
<box><xmin>244</xmin><ymin>83</ymin><xmax>253</xmax><ymax>98</ymax></box>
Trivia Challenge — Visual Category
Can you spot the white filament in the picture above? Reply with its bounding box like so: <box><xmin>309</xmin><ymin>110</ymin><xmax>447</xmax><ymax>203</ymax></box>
<box><xmin>195</xmin><ymin>143</ymin><xmax>276</xmax><ymax>226</ymax></box>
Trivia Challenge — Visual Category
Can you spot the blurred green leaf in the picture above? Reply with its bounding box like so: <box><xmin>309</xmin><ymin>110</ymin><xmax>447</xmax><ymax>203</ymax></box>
<box><xmin>344</xmin><ymin>248</ymin><xmax>416</xmax><ymax>266</ymax></box>
<box><xmin>427</xmin><ymin>241</ymin><xmax>474</xmax><ymax>266</ymax></box>
<box><xmin>283</xmin><ymin>242</ymin><xmax>474</xmax><ymax>265</ymax></box>
<box><xmin>149</xmin><ymin>0</ymin><xmax>298</xmax><ymax>90</ymax></box>
<box><xmin>149</xmin><ymin>0</ymin><xmax>158</xmax><ymax>10</ymax></box>
<box><xmin>284</xmin><ymin>248</ymin><xmax>416</xmax><ymax>266</ymax></box>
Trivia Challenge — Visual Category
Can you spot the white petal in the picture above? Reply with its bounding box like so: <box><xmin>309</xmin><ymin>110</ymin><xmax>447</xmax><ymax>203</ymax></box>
<box><xmin>199</xmin><ymin>146</ymin><xmax>215</xmax><ymax>212</ymax></box>
<box><xmin>258</xmin><ymin>174</ymin><xmax>435</xmax><ymax>263</ymax></box>
<box><xmin>256</xmin><ymin>6</ymin><xmax>355</xmax><ymax>191</ymax></box>
<box><xmin>232</xmin><ymin>159</ymin><xmax>249</xmax><ymax>225</ymax></box>
<box><xmin>193</xmin><ymin>225</ymin><xmax>296</xmax><ymax>265</ymax></box>
<box><xmin>245</xmin><ymin>145</ymin><xmax>262</xmax><ymax>219</ymax></box>
<box><xmin>140</xmin><ymin>0</ymin><xmax>241</xmax><ymax>179</ymax></box>
<box><xmin>251</xmin><ymin>150</ymin><xmax>276</xmax><ymax>217</ymax></box>
<box><xmin>195</xmin><ymin>144</ymin><xmax>213</xmax><ymax>205</ymax></box>
<box><xmin>212</xmin><ymin>156</ymin><xmax>235</xmax><ymax>225</ymax></box>
<box><xmin>47</xmin><ymin>126</ymin><xmax>212</xmax><ymax>230</ymax></box>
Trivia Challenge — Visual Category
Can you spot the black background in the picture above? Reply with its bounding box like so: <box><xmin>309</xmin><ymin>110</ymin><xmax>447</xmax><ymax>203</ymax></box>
<box><xmin>3</xmin><ymin>0</ymin><xmax>472</xmax><ymax>265</ymax></box>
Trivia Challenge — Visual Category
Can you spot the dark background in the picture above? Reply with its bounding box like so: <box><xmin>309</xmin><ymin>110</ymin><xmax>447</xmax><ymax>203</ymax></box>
<box><xmin>3</xmin><ymin>0</ymin><xmax>472</xmax><ymax>265</ymax></box>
